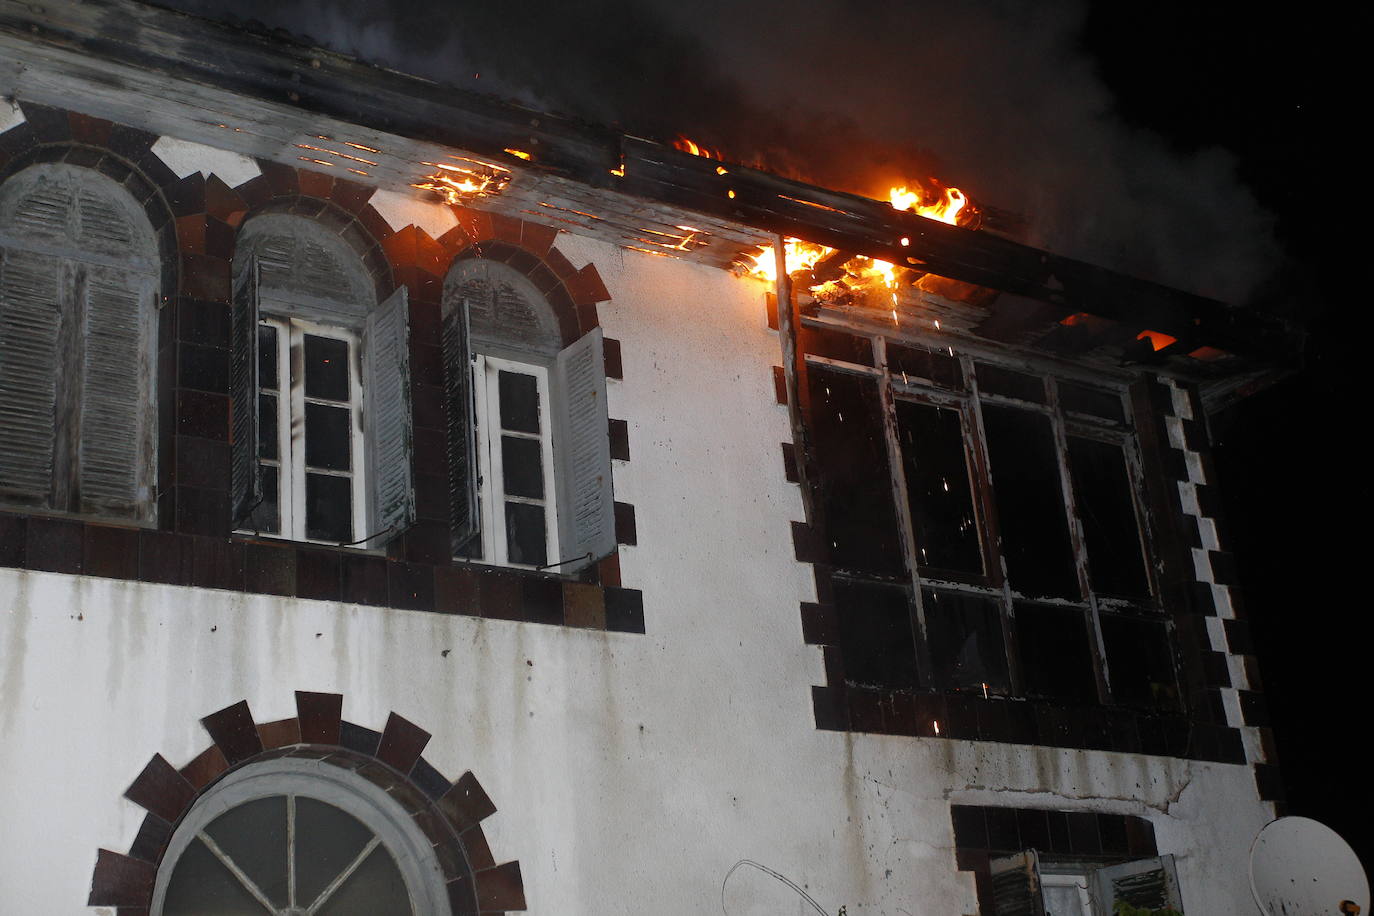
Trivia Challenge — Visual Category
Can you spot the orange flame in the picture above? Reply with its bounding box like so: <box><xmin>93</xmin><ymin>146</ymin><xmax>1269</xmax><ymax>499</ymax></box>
<box><xmin>674</xmin><ymin>136</ymin><xmax>722</xmax><ymax>159</ymax></box>
<box><xmin>889</xmin><ymin>183</ymin><xmax>969</xmax><ymax>226</ymax></box>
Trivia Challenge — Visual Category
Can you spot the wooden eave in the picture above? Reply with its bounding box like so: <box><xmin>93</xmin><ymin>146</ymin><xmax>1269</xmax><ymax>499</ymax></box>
<box><xmin>0</xmin><ymin>0</ymin><xmax>1301</xmax><ymax>410</ymax></box>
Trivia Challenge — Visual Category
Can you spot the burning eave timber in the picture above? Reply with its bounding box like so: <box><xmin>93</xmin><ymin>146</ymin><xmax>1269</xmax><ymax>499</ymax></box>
<box><xmin>0</xmin><ymin>0</ymin><xmax>1301</xmax><ymax>410</ymax></box>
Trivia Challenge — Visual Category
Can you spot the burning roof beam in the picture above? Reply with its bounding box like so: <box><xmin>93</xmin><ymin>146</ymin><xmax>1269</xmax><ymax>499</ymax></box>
<box><xmin>0</xmin><ymin>0</ymin><xmax>1298</xmax><ymax>368</ymax></box>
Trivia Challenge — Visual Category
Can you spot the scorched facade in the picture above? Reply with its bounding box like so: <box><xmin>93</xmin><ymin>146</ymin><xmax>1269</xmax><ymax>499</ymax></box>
<box><xmin>0</xmin><ymin>1</ymin><xmax>1296</xmax><ymax>913</ymax></box>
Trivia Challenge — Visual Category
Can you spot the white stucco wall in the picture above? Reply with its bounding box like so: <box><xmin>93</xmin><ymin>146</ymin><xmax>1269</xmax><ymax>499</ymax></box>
<box><xmin>0</xmin><ymin>197</ymin><xmax>1274</xmax><ymax>914</ymax></box>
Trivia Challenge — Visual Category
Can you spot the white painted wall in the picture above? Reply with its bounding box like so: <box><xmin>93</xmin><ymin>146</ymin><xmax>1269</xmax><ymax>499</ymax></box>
<box><xmin>0</xmin><ymin>193</ymin><xmax>1275</xmax><ymax>915</ymax></box>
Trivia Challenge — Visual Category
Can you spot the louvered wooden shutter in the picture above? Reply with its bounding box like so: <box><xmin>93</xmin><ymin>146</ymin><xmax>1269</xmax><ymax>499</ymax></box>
<box><xmin>443</xmin><ymin>292</ymin><xmax>479</xmax><ymax>553</ymax></box>
<box><xmin>552</xmin><ymin>327</ymin><xmax>614</xmax><ymax>573</ymax></box>
<box><xmin>991</xmin><ymin>851</ymin><xmax>1044</xmax><ymax>916</ymax></box>
<box><xmin>1090</xmin><ymin>855</ymin><xmax>1183</xmax><ymax>915</ymax></box>
<box><xmin>229</xmin><ymin>256</ymin><xmax>261</xmax><ymax>526</ymax></box>
<box><xmin>363</xmin><ymin>285</ymin><xmax>415</xmax><ymax>548</ymax></box>
<box><xmin>0</xmin><ymin>246</ymin><xmax>62</xmax><ymax>503</ymax></box>
<box><xmin>79</xmin><ymin>264</ymin><xmax>152</xmax><ymax>516</ymax></box>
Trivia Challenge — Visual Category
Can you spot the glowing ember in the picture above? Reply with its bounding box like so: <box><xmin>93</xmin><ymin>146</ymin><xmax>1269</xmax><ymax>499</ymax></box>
<box><xmin>504</xmin><ymin>148</ymin><xmax>533</xmax><ymax>161</ymax></box>
<box><xmin>411</xmin><ymin>160</ymin><xmax>511</xmax><ymax>203</ymax></box>
<box><xmin>1137</xmin><ymin>329</ymin><xmax>1178</xmax><ymax>351</ymax></box>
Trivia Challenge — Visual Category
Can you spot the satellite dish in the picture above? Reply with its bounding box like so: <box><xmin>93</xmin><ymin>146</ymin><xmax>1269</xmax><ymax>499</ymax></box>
<box><xmin>1250</xmin><ymin>816</ymin><xmax>1368</xmax><ymax>915</ymax></box>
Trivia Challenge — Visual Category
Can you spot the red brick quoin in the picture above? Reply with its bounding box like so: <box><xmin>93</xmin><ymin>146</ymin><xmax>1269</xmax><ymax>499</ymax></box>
<box><xmin>89</xmin><ymin>693</ymin><xmax>526</xmax><ymax>915</ymax></box>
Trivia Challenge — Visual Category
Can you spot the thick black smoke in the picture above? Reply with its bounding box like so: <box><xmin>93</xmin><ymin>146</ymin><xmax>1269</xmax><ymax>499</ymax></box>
<box><xmin>159</xmin><ymin>0</ymin><xmax>1279</xmax><ymax>304</ymax></box>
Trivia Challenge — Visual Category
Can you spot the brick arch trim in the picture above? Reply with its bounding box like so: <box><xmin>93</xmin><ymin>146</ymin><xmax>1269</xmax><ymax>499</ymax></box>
<box><xmin>379</xmin><ymin>205</ymin><xmax>611</xmax><ymax>350</ymax></box>
<box><xmin>89</xmin><ymin>692</ymin><xmax>527</xmax><ymax>915</ymax></box>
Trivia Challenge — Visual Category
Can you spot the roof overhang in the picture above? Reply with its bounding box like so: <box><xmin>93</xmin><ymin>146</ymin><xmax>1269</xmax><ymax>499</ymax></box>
<box><xmin>0</xmin><ymin>0</ymin><xmax>1302</xmax><ymax>411</ymax></box>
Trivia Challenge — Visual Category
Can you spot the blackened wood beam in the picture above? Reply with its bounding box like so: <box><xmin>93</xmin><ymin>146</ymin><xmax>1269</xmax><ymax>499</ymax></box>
<box><xmin>0</xmin><ymin>0</ymin><xmax>1298</xmax><ymax>364</ymax></box>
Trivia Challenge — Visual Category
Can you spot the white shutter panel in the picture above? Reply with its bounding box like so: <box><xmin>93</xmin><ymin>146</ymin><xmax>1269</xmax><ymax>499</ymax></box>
<box><xmin>79</xmin><ymin>264</ymin><xmax>152</xmax><ymax>516</ymax></box>
<box><xmin>991</xmin><ymin>851</ymin><xmax>1045</xmax><ymax>916</ymax></box>
<box><xmin>8</xmin><ymin>176</ymin><xmax>75</xmax><ymax>243</ymax></box>
<box><xmin>552</xmin><ymin>327</ymin><xmax>614</xmax><ymax>573</ymax></box>
<box><xmin>363</xmin><ymin>285</ymin><xmax>415</xmax><ymax>548</ymax></box>
<box><xmin>1090</xmin><ymin>855</ymin><xmax>1183</xmax><ymax>915</ymax></box>
<box><xmin>0</xmin><ymin>246</ymin><xmax>62</xmax><ymax>503</ymax></box>
<box><xmin>229</xmin><ymin>257</ymin><xmax>261</xmax><ymax>526</ymax></box>
<box><xmin>75</xmin><ymin>187</ymin><xmax>136</xmax><ymax>256</ymax></box>
<box><xmin>443</xmin><ymin>293</ymin><xmax>479</xmax><ymax>552</ymax></box>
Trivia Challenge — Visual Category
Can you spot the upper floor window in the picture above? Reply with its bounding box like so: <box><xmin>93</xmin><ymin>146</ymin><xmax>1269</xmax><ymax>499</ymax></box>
<box><xmin>232</xmin><ymin>213</ymin><xmax>414</xmax><ymax>548</ymax></box>
<box><xmin>802</xmin><ymin>319</ymin><xmax>1178</xmax><ymax>711</ymax></box>
<box><xmin>443</xmin><ymin>257</ymin><xmax>614</xmax><ymax>573</ymax></box>
<box><xmin>992</xmin><ymin>850</ymin><xmax>1185</xmax><ymax>915</ymax></box>
<box><xmin>0</xmin><ymin>164</ymin><xmax>158</xmax><ymax>522</ymax></box>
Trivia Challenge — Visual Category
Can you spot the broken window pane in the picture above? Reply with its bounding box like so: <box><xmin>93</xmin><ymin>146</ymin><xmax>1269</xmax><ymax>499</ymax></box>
<box><xmin>1102</xmin><ymin>614</ymin><xmax>1179</xmax><ymax>710</ymax></box>
<box><xmin>306</xmin><ymin>473</ymin><xmax>352</xmax><ymax>542</ymax></box>
<box><xmin>888</xmin><ymin>343</ymin><xmax>962</xmax><ymax>389</ymax></box>
<box><xmin>982</xmin><ymin>404</ymin><xmax>1078</xmax><ymax>599</ymax></box>
<box><xmin>976</xmin><ymin>363</ymin><xmax>1045</xmax><ymax>402</ymax></box>
<box><xmin>924</xmin><ymin>588</ymin><xmax>1008</xmax><ymax>692</ymax></box>
<box><xmin>800</xmin><ymin>323</ymin><xmax>874</xmax><ymax>366</ymax></box>
<box><xmin>807</xmin><ymin>366</ymin><xmax>904</xmax><ymax>577</ymax></box>
<box><xmin>1068</xmin><ymin>436</ymin><xmax>1149</xmax><ymax>597</ymax></box>
<box><xmin>498</xmin><ymin>369</ymin><xmax>541</xmax><ymax>433</ymax></box>
<box><xmin>1015</xmin><ymin>602</ymin><xmax>1097</xmax><ymax>703</ymax></box>
<box><xmin>303</xmin><ymin>334</ymin><xmax>349</xmax><ymax>401</ymax></box>
<box><xmin>505</xmin><ymin>501</ymin><xmax>547</xmax><ymax>567</ymax></box>
<box><xmin>834</xmin><ymin>577</ymin><xmax>918</xmax><ymax>690</ymax></box>
<box><xmin>1059</xmin><ymin>381</ymin><xmax>1125</xmax><ymax>423</ymax></box>
<box><xmin>896</xmin><ymin>400</ymin><xmax>982</xmax><ymax>575</ymax></box>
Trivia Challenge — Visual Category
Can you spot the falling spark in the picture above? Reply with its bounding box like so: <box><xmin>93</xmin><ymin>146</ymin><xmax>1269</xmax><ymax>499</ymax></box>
<box><xmin>933</xmin><ymin>720</ymin><xmax>941</xmax><ymax>735</ymax></box>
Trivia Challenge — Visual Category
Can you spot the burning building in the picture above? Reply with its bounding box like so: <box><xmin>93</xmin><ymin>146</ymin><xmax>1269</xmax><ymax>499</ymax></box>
<box><xmin>0</xmin><ymin>0</ymin><xmax>1301</xmax><ymax>913</ymax></box>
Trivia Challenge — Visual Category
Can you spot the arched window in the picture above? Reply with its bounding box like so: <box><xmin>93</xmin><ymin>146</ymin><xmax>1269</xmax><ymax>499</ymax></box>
<box><xmin>0</xmin><ymin>163</ymin><xmax>158</xmax><ymax>520</ymax></box>
<box><xmin>152</xmin><ymin>757</ymin><xmax>451</xmax><ymax>914</ymax></box>
<box><xmin>231</xmin><ymin>213</ymin><xmax>414</xmax><ymax>547</ymax></box>
<box><xmin>444</xmin><ymin>257</ymin><xmax>614</xmax><ymax>572</ymax></box>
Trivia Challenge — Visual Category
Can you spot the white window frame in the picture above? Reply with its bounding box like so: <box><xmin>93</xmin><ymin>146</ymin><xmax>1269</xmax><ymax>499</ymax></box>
<box><xmin>472</xmin><ymin>353</ymin><xmax>560</xmax><ymax>569</ymax></box>
<box><xmin>251</xmin><ymin>315</ymin><xmax>367</xmax><ymax>545</ymax></box>
<box><xmin>1041</xmin><ymin>870</ymin><xmax>1093</xmax><ymax>916</ymax></box>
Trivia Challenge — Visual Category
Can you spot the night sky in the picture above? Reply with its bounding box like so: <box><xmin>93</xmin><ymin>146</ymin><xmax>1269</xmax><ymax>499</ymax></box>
<box><xmin>159</xmin><ymin>0</ymin><xmax>1367</xmax><ymax>875</ymax></box>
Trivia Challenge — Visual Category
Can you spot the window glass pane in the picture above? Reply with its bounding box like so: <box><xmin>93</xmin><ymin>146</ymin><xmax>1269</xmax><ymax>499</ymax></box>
<box><xmin>888</xmin><ymin>343</ymin><xmax>962</xmax><ymax>389</ymax></box>
<box><xmin>304</xmin><ymin>334</ymin><xmax>350</xmax><ymax>401</ymax></box>
<box><xmin>294</xmin><ymin>797</ymin><xmax>376</xmax><ymax>907</ymax></box>
<box><xmin>501</xmin><ymin>435</ymin><xmax>544</xmax><ymax>499</ymax></box>
<box><xmin>897</xmin><ymin>401</ymin><xmax>982</xmax><ymax>575</ymax></box>
<box><xmin>307</xmin><ymin>473</ymin><xmax>353</xmax><ymax>542</ymax></box>
<box><xmin>1101</xmin><ymin>614</ymin><xmax>1179</xmax><ymax>710</ymax></box>
<box><xmin>1067</xmin><ymin>437</ymin><xmax>1149</xmax><ymax>597</ymax></box>
<box><xmin>202</xmin><ymin>795</ymin><xmax>289</xmax><ymax>907</ymax></box>
<box><xmin>498</xmin><ymin>369</ymin><xmax>540</xmax><ymax>433</ymax></box>
<box><xmin>924</xmin><ymin>588</ymin><xmax>1008</xmax><ymax>691</ymax></box>
<box><xmin>1015</xmin><ymin>602</ymin><xmax>1097</xmax><ymax>703</ymax></box>
<box><xmin>982</xmin><ymin>404</ymin><xmax>1078</xmax><ymax>599</ymax></box>
<box><xmin>975</xmin><ymin>363</ymin><xmax>1044</xmax><ymax>402</ymax></box>
<box><xmin>316</xmin><ymin>845</ymin><xmax>413</xmax><ymax>916</ymax></box>
<box><xmin>807</xmin><ymin>366</ymin><xmax>905</xmax><ymax>578</ymax></box>
<box><xmin>305</xmin><ymin>403</ymin><xmax>352</xmax><ymax>471</ymax></box>
<box><xmin>505</xmin><ymin>501</ymin><xmax>547</xmax><ymax>567</ymax></box>
<box><xmin>163</xmin><ymin>836</ymin><xmax>274</xmax><ymax>915</ymax></box>
<box><xmin>257</xmin><ymin>393</ymin><xmax>278</xmax><ymax>460</ymax></box>
<box><xmin>248</xmin><ymin>465</ymin><xmax>280</xmax><ymax>534</ymax></box>
<box><xmin>258</xmin><ymin>323</ymin><xmax>278</xmax><ymax>388</ymax></box>
<box><xmin>800</xmin><ymin>323</ymin><xmax>874</xmax><ymax>366</ymax></box>
<box><xmin>834</xmin><ymin>577</ymin><xmax>918</xmax><ymax>690</ymax></box>
<box><xmin>1059</xmin><ymin>381</ymin><xmax>1124</xmax><ymax>423</ymax></box>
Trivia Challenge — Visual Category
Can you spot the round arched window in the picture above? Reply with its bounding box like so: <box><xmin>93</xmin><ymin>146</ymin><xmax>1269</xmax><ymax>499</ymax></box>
<box><xmin>153</xmin><ymin>758</ymin><xmax>451</xmax><ymax>915</ymax></box>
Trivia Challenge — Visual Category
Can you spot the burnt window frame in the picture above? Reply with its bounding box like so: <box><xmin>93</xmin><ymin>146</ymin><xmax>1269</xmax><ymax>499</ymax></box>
<box><xmin>802</xmin><ymin>316</ymin><xmax>1177</xmax><ymax>710</ymax></box>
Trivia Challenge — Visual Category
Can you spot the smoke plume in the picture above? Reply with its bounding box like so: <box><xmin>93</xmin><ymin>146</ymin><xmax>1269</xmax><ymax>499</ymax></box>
<box><xmin>158</xmin><ymin>0</ymin><xmax>1280</xmax><ymax>304</ymax></box>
